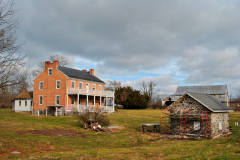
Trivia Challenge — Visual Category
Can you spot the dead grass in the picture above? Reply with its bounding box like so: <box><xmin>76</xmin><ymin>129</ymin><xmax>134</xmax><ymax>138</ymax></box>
<box><xmin>0</xmin><ymin>108</ymin><xmax>240</xmax><ymax>159</ymax></box>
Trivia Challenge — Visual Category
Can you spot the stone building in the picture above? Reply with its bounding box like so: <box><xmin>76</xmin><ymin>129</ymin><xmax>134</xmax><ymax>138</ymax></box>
<box><xmin>165</xmin><ymin>92</ymin><xmax>232</xmax><ymax>139</ymax></box>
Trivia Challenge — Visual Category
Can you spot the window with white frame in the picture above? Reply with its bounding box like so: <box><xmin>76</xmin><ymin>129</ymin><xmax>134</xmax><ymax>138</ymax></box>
<box><xmin>19</xmin><ymin>101</ymin><xmax>21</xmax><ymax>106</ymax></box>
<box><xmin>93</xmin><ymin>84</ymin><xmax>96</xmax><ymax>91</ymax></box>
<box><xmin>48</xmin><ymin>68</ymin><xmax>52</xmax><ymax>76</ymax></box>
<box><xmin>99</xmin><ymin>85</ymin><xmax>102</xmax><ymax>91</ymax></box>
<box><xmin>56</xmin><ymin>95</ymin><xmax>60</xmax><ymax>105</ymax></box>
<box><xmin>194</xmin><ymin>121</ymin><xmax>200</xmax><ymax>130</ymax></box>
<box><xmin>71</xmin><ymin>81</ymin><xmax>75</xmax><ymax>88</ymax></box>
<box><xmin>71</xmin><ymin>95</ymin><xmax>75</xmax><ymax>104</ymax></box>
<box><xmin>39</xmin><ymin>96</ymin><xmax>43</xmax><ymax>105</ymax></box>
<box><xmin>79</xmin><ymin>82</ymin><xmax>82</xmax><ymax>89</ymax></box>
<box><xmin>39</xmin><ymin>82</ymin><xmax>43</xmax><ymax>90</ymax></box>
<box><xmin>56</xmin><ymin>80</ymin><xmax>60</xmax><ymax>89</ymax></box>
<box><xmin>25</xmin><ymin>101</ymin><xmax>27</xmax><ymax>107</ymax></box>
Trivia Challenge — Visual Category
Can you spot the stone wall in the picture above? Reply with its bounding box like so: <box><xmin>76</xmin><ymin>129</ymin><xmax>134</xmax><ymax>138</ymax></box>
<box><xmin>211</xmin><ymin>112</ymin><xmax>229</xmax><ymax>138</ymax></box>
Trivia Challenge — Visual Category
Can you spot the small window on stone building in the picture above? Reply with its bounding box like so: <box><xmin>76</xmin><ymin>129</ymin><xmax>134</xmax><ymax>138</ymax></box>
<box><xmin>194</xmin><ymin>121</ymin><xmax>200</xmax><ymax>130</ymax></box>
<box><xmin>219</xmin><ymin>122</ymin><xmax>222</xmax><ymax>130</ymax></box>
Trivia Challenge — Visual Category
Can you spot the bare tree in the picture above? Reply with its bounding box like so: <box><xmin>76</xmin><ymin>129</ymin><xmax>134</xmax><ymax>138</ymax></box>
<box><xmin>141</xmin><ymin>80</ymin><xmax>161</xmax><ymax>105</ymax></box>
<box><xmin>0</xmin><ymin>0</ymin><xmax>30</xmax><ymax>91</ymax></box>
<box><xmin>32</xmin><ymin>54</ymin><xmax>69</xmax><ymax>77</ymax></box>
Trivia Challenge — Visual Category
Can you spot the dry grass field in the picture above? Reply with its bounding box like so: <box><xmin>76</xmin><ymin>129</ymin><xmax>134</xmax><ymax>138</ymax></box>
<box><xmin>0</xmin><ymin>108</ymin><xmax>240</xmax><ymax>159</ymax></box>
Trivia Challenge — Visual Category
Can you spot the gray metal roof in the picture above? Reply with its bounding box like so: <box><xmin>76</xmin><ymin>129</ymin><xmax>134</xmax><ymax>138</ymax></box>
<box><xmin>174</xmin><ymin>85</ymin><xmax>227</xmax><ymax>96</ymax></box>
<box><xmin>163</xmin><ymin>95</ymin><xmax>179</xmax><ymax>101</ymax></box>
<box><xmin>57</xmin><ymin>66</ymin><xmax>105</xmax><ymax>83</ymax></box>
<box><xmin>187</xmin><ymin>92</ymin><xmax>232</xmax><ymax>112</ymax></box>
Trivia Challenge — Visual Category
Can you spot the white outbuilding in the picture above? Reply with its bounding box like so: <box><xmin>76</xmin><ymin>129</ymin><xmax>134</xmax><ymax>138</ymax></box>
<box><xmin>12</xmin><ymin>89</ymin><xmax>33</xmax><ymax>112</ymax></box>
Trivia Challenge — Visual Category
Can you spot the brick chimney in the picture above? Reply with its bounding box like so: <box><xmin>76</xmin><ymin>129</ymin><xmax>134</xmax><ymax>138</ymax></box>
<box><xmin>45</xmin><ymin>61</ymin><xmax>50</xmax><ymax>70</ymax></box>
<box><xmin>53</xmin><ymin>60</ymin><xmax>59</xmax><ymax>68</ymax></box>
<box><xmin>20</xmin><ymin>88</ymin><xmax>27</xmax><ymax>93</ymax></box>
<box><xmin>82</xmin><ymin>70</ymin><xmax>87</xmax><ymax>72</ymax></box>
<box><xmin>45</xmin><ymin>60</ymin><xmax>59</xmax><ymax>70</ymax></box>
<box><xmin>89</xmin><ymin>69</ymin><xmax>94</xmax><ymax>75</ymax></box>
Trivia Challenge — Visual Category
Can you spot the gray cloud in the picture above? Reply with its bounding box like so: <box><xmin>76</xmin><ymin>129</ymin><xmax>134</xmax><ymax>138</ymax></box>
<box><xmin>9</xmin><ymin>0</ymin><xmax>240</xmax><ymax>94</ymax></box>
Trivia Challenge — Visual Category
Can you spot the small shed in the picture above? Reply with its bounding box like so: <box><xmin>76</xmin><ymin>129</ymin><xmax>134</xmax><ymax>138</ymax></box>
<box><xmin>12</xmin><ymin>90</ymin><xmax>33</xmax><ymax>112</ymax></box>
<box><xmin>165</xmin><ymin>92</ymin><xmax>233</xmax><ymax>139</ymax></box>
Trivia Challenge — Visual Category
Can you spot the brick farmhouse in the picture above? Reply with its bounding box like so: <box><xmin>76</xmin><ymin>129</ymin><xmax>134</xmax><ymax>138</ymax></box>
<box><xmin>33</xmin><ymin>60</ymin><xmax>114</xmax><ymax>116</ymax></box>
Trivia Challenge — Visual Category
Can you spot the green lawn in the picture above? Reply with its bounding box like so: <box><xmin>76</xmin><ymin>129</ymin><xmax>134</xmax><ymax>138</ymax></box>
<box><xmin>0</xmin><ymin>108</ymin><xmax>240</xmax><ymax>159</ymax></box>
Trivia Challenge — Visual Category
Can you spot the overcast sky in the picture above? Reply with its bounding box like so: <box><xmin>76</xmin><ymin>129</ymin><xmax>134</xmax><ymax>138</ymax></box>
<box><xmin>9</xmin><ymin>0</ymin><xmax>240</xmax><ymax>96</ymax></box>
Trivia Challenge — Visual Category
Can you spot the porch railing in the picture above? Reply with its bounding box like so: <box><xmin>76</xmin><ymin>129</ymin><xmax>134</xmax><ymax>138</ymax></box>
<box><xmin>67</xmin><ymin>87</ymin><xmax>114</xmax><ymax>97</ymax></box>
<box><xmin>67</xmin><ymin>105</ymin><xmax>114</xmax><ymax>112</ymax></box>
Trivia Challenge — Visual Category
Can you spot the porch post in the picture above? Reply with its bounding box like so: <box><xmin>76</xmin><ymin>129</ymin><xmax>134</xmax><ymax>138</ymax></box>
<box><xmin>112</xmin><ymin>97</ymin><xmax>114</xmax><ymax>112</ymax></box>
<box><xmin>94</xmin><ymin>95</ymin><xmax>96</xmax><ymax>111</ymax></box>
<box><xmin>77</xmin><ymin>94</ymin><xmax>79</xmax><ymax>112</ymax></box>
<box><xmin>100</xmin><ymin>96</ymin><xmax>101</xmax><ymax>109</ymax></box>
<box><xmin>87</xmin><ymin>95</ymin><xmax>88</xmax><ymax>109</ymax></box>
<box><xmin>46</xmin><ymin>107</ymin><xmax>48</xmax><ymax>116</ymax></box>
<box><xmin>55</xmin><ymin>107</ymin><xmax>57</xmax><ymax>116</ymax></box>
<box><xmin>67</xmin><ymin>94</ymin><xmax>68</xmax><ymax>110</ymax></box>
<box><xmin>106</xmin><ymin>97</ymin><xmax>108</xmax><ymax>110</ymax></box>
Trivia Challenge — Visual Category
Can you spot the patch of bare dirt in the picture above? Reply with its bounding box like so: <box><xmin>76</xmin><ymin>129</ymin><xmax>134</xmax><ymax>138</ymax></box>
<box><xmin>17</xmin><ymin>129</ymin><xmax>86</xmax><ymax>137</ymax></box>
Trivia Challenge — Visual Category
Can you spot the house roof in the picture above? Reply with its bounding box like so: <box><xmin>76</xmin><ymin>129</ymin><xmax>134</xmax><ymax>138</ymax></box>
<box><xmin>15</xmin><ymin>91</ymin><xmax>33</xmax><ymax>99</ymax></box>
<box><xmin>57</xmin><ymin>66</ymin><xmax>105</xmax><ymax>83</ymax></box>
<box><xmin>174</xmin><ymin>85</ymin><xmax>227</xmax><ymax>96</ymax></box>
<box><xmin>166</xmin><ymin>92</ymin><xmax>232</xmax><ymax>112</ymax></box>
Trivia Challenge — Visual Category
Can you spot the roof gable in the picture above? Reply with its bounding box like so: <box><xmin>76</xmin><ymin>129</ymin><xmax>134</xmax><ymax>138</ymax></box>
<box><xmin>166</xmin><ymin>92</ymin><xmax>232</xmax><ymax>112</ymax></box>
<box><xmin>15</xmin><ymin>91</ymin><xmax>33</xmax><ymax>99</ymax></box>
<box><xmin>57</xmin><ymin>66</ymin><xmax>105</xmax><ymax>83</ymax></box>
<box><xmin>174</xmin><ymin>85</ymin><xmax>227</xmax><ymax>96</ymax></box>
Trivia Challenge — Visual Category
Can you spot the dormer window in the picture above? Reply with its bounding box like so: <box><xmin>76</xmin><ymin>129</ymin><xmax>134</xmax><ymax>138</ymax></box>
<box><xmin>48</xmin><ymin>68</ymin><xmax>52</xmax><ymax>76</ymax></box>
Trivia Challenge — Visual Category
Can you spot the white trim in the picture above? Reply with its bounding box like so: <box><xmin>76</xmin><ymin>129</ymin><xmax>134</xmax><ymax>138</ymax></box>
<box><xmin>48</xmin><ymin>68</ymin><xmax>52</xmax><ymax>76</ymax></box>
<box><xmin>39</xmin><ymin>95</ymin><xmax>43</xmax><ymax>105</ymax></box>
<box><xmin>56</xmin><ymin>95</ymin><xmax>60</xmax><ymax>105</ymax></box>
<box><xmin>39</xmin><ymin>81</ymin><xmax>43</xmax><ymax>90</ymax></box>
<box><xmin>56</xmin><ymin>80</ymin><xmax>61</xmax><ymax>89</ymax></box>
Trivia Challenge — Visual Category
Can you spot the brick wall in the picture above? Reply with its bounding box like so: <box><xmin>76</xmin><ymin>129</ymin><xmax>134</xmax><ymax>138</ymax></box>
<box><xmin>33</xmin><ymin>61</ymin><xmax>68</xmax><ymax>111</ymax></box>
